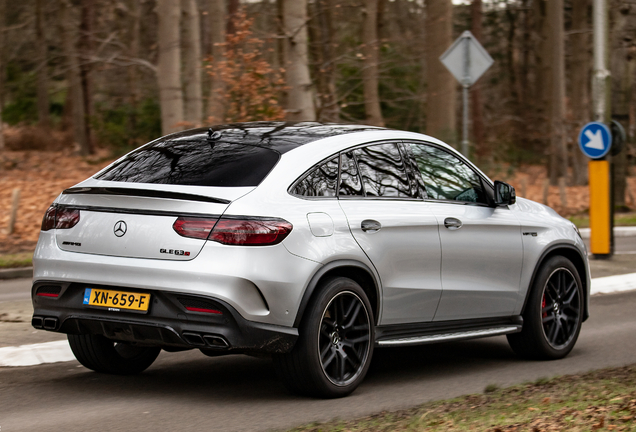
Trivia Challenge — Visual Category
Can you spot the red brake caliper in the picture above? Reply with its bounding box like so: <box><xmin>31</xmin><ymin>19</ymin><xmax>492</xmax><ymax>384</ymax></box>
<box><xmin>542</xmin><ymin>294</ymin><xmax>547</xmax><ymax>319</ymax></box>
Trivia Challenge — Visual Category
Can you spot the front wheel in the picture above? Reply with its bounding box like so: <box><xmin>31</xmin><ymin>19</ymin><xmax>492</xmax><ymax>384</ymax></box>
<box><xmin>68</xmin><ymin>334</ymin><xmax>161</xmax><ymax>375</ymax></box>
<box><xmin>508</xmin><ymin>256</ymin><xmax>583</xmax><ymax>360</ymax></box>
<box><xmin>274</xmin><ymin>277</ymin><xmax>374</xmax><ymax>398</ymax></box>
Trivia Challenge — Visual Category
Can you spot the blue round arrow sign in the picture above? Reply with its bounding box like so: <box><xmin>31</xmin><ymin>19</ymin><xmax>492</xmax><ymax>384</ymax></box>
<box><xmin>578</xmin><ymin>122</ymin><xmax>612</xmax><ymax>159</ymax></box>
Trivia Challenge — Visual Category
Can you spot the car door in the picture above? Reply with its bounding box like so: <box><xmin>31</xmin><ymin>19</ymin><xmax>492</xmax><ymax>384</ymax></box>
<box><xmin>403</xmin><ymin>142</ymin><xmax>523</xmax><ymax>321</ymax></box>
<box><xmin>337</xmin><ymin>142</ymin><xmax>443</xmax><ymax>325</ymax></box>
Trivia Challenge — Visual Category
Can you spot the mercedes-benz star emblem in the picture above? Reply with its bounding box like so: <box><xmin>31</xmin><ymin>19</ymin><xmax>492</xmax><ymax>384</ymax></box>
<box><xmin>113</xmin><ymin>221</ymin><xmax>127</xmax><ymax>237</ymax></box>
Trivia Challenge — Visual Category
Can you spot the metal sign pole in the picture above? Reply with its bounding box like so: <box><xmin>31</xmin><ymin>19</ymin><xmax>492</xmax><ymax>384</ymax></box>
<box><xmin>462</xmin><ymin>35</ymin><xmax>470</xmax><ymax>157</ymax></box>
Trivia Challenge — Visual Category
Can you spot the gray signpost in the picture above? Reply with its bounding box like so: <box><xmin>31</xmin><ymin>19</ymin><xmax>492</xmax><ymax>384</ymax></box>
<box><xmin>440</xmin><ymin>31</ymin><xmax>494</xmax><ymax>157</ymax></box>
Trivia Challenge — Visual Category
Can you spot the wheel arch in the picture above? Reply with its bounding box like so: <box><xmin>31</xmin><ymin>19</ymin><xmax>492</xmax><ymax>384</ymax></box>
<box><xmin>521</xmin><ymin>244</ymin><xmax>590</xmax><ymax>321</ymax></box>
<box><xmin>293</xmin><ymin>260</ymin><xmax>381</xmax><ymax>328</ymax></box>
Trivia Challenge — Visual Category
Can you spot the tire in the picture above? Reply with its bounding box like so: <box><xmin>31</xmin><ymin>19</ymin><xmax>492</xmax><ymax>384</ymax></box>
<box><xmin>274</xmin><ymin>277</ymin><xmax>374</xmax><ymax>398</ymax></box>
<box><xmin>68</xmin><ymin>334</ymin><xmax>161</xmax><ymax>375</ymax></box>
<box><xmin>508</xmin><ymin>255</ymin><xmax>584</xmax><ymax>360</ymax></box>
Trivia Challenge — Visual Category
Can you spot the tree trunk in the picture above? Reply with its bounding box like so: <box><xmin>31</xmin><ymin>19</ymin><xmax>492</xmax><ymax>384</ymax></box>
<box><xmin>570</xmin><ymin>0</ymin><xmax>590</xmax><ymax>186</ymax></box>
<box><xmin>127</xmin><ymin>0</ymin><xmax>141</xmax><ymax>110</ymax></box>
<box><xmin>156</xmin><ymin>0</ymin><xmax>184</xmax><ymax>135</ymax></box>
<box><xmin>611</xmin><ymin>0</ymin><xmax>636</xmax><ymax>210</ymax></box>
<box><xmin>312</xmin><ymin>0</ymin><xmax>339</xmax><ymax>122</ymax></box>
<box><xmin>425</xmin><ymin>0</ymin><xmax>456</xmax><ymax>144</ymax></box>
<box><xmin>471</xmin><ymin>0</ymin><xmax>486</xmax><ymax>160</ymax></box>
<box><xmin>60</xmin><ymin>0</ymin><xmax>89</xmax><ymax>155</ymax></box>
<box><xmin>0</xmin><ymin>0</ymin><xmax>5</xmax><ymax>150</ymax></box>
<box><xmin>282</xmin><ymin>0</ymin><xmax>316</xmax><ymax>121</ymax></box>
<box><xmin>35</xmin><ymin>0</ymin><xmax>50</xmax><ymax>128</ymax></box>
<box><xmin>79</xmin><ymin>0</ymin><xmax>95</xmax><ymax>153</ymax></box>
<box><xmin>546</xmin><ymin>0</ymin><xmax>567</xmax><ymax>185</ymax></box>
<box><xmin>361</xmin><ymin>0</ymin><xmax>384</xmax><ymax>126</ymax></box>
<box><xmin>182</xmin><ymin>0</ymin><xmax>203</xmax><ymax>127</ymax></box>
<box><xmin>208</xmin><ymin>0</ymin><xmax>226</xmax><ymax>123</ymax></box>
<box><xmin>226</xmin><ymin>0</ymin><xmax>239</xmax><ymax>36</ymax></box>
<box><xmin>533</xmin><ymin>0</ymin><xmax>551</xmax><ymax>170</ymax></box>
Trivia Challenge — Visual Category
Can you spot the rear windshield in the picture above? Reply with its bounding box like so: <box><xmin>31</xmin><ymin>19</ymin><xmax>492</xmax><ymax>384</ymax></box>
<box><xmin>95</xmin><ymin>140</ymin><xmax>280</xmax><ymax>187</ymax></box>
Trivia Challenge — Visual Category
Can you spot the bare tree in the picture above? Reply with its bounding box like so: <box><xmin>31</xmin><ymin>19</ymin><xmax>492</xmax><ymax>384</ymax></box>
<box><xmin>311</xmin><ymin>0</ymin><xmax>339</xmax><ymax>122</ymax></box>
<box><xmin>0</xmin><ymin>0</ymin><xmax>5</xmax><ymax>150</ymax></box>
<box><xmin>127</xmin><ymin>0</ymin><xmax>141</xmax><ymax>110</ymax></box>
<box><xmin>471</xmin><ymin>0</ymin><xmax>485</xmax><ymax>160</ymax></box>
<box><xmin>570</xmin><ymin>0</ymin><xmax>590</xmax><ymax>185</ymax></box>
<box><xmin>611</xmin><ymin>0</ymin><xmax>636</xmax><ymax>209</ymax></box>
<box><xmin>547</xmin><ymin>0</ymin><xmax>567</xmax><ymax>184</ymax></box>
<box><xmin>35</xmin><ymin>0</ymin><xmax>50</xmax><ymax>128</ymax></box>
<box><xmin>60</xmin><ymin>0</ymin><xmax>90</xmax><ymax>155</ymax></box>
<box><xmin>425</xmin><ymin>0</ymin><xmax>456</xmax><ymax>144</ymax></box>
<box><xmin>282</xmin><ymin>0</ymin><xmax>316</xmax><ymax>121</ymax></box>
<box><xmin>208</xmin><ymin>0</ymin><xmax>226</xmax><ymax>123</ymax></box>
<box><xmin>156</xmin><ymin>0</ymin><xmax>184</xmax><ymax>135</ymax></box>
<box><xmin>79</xmin><ymin>0</ymin><xmax>95</xmax><ymax>151</ymax></box>
<box><xmin>182</xmin><ymin>0</ymin><xmax>203</xmax><ymax>126</ymax></box>
<box><xmin>361</xmin><ymin>0</ymin><xmax>384</xmax><ymax>126</ymax></box>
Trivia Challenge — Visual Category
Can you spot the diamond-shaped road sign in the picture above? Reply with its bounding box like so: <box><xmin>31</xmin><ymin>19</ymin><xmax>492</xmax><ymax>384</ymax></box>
<box><xmin>440</xmin><ymin>31</ymin><xmax>493</xmax><ymax>87</ymax></box>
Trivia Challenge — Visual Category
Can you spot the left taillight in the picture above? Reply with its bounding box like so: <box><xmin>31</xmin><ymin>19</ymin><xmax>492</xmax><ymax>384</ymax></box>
<box><xmin>41</xmin><ymin>206</ymin><xmax>80</xmax><ymax>231</ymax></box>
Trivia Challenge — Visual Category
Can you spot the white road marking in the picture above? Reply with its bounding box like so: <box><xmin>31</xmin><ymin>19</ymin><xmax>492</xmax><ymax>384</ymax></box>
<box><xmin>590</xmin><ymin>272</ymin><xmax>636</xmax><ymax>295</ymax></box>
<box><xmin>0</xmin><ymin>340</ymin><xmax>74</xmax><ymax>367</ymax></box>
<box><xmin>1</xmin><ymin>274</ymin><xmax>635</xmax><ymax>368</ymax></box>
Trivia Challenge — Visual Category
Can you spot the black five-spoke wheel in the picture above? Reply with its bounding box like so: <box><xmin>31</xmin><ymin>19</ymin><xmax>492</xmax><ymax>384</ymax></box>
<box><xmin>318</xmin><ymin>291</ymin><xmax>371</xmax><ymax>387</ymax></box>
<box><xmin>507</xmin><ymin>255</ymin><xmax>584</xmax><ymax>360</ymax></box>
<box><xmin>274</xmin><ymin>277</ymin><xmax>374</xmax><ymax>398</ymax></box>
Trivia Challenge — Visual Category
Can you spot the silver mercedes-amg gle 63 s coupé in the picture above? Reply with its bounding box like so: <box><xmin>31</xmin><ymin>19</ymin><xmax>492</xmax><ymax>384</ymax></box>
<box><xmin>32</xmin><ymin>122</ymin><xmax>589</xmax><ymax>398</ymax></box>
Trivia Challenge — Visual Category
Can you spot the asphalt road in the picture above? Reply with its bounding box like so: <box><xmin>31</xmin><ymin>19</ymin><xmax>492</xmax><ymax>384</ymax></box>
<box><xmin>1</xmin><ymin>288</ymin><xmax>635</xmax><ymax>432</ymax></box>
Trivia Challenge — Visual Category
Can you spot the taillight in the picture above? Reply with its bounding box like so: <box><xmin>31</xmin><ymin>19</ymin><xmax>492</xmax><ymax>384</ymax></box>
<box><xmin>173</xmin><ymin>217</ymin><xmax>219</xmax><ymax>240</ymax></box>
<box><xmin>41</xmin><ymin>206</ymin><xmax>80</xmax><ymax>231</ymax></box>
<box><xmin>208</xmin><ymin>218</ymin><xmax>292</xmax><ymax>246</ymax></box>
<box><xmin>172</xmin><ymin>216</ymin><xmax>292</xmax><ymax>245</ymax></box>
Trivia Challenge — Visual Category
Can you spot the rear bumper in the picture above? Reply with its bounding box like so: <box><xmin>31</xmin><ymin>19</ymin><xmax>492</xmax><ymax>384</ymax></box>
<box><xmin>31</xmin><ymin>280</ymin><xmax>298</xmax><ymax>354</ymax></box>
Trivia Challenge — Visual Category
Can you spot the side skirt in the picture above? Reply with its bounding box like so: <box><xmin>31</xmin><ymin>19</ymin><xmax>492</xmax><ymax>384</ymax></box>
<box><xmin>375</xmin><ymin>316</ymin><xmax>522</xmax><ymax>347</ymax></box>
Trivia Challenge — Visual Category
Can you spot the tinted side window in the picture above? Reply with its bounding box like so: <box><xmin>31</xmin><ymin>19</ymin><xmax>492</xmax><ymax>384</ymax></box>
<box><xmin>291</xmin><ymin>157</ymin><xmax>338</xmax><ymax>197</ymax></box>
<box><xmin>96</xmin><ymin>141</ymin><xmax>280</xmax><ymax>187</ymax></box>
<box><xmin>408</xmin><ymin>143</ymin><xmax>486</xmax><ymax>204</ymax></box>
<box><xmin>353</xmin><ymin>143</ymin><xmax>413</xmax><ymax>198</ymax></box>
<box><xmin>339</xmin><ymin>152</ymin><xmax>364</xmax><ymax>196</ymax></box>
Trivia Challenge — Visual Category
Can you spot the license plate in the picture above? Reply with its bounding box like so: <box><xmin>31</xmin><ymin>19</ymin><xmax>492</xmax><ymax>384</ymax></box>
<box><xmin>83</xmin><ymin>288</ymin><xmax>151</xmax><ymax>313</ymax></box>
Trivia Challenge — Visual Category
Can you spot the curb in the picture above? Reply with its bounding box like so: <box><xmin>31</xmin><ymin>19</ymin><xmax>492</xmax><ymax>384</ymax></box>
<box><xmin>579</xmin><ymin>226</ymin><xmax>636</xmax><ymax>239</ymax></box>
<box><xmin>0</xmin><ymin>267</ymin><xmax>32</xmax><ymax>280</ymax></box>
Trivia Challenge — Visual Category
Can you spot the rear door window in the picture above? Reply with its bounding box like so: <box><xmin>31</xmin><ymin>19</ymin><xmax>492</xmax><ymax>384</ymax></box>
<box><xmin>353</xmin><ymin>143</ymin><xmax>413</xmax><ymax>198</ymax></box>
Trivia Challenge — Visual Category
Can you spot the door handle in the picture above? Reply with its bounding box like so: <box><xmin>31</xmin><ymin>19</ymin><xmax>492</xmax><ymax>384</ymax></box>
<box><xmin>444</xmin><ymin>217</ymin><xmax>463</xmax><ymax>230</ymax></box>
<box><xmin>361</xmin><ymin>219</ymin><xmax>382</xmax><ymax>233</ymax></box>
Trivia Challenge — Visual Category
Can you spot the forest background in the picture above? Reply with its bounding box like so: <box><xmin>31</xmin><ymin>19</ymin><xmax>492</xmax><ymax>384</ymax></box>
<box><xmin>0</xmin><ymin>0</ymin><xmax>636</xmax><ymax>255</ymax></box>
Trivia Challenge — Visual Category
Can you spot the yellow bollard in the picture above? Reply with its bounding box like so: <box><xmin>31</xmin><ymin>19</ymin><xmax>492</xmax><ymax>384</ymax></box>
<box><xmin>588</xmin><ymin>160</ymin><xmax>611</xmax><ymax>256</ymax></box>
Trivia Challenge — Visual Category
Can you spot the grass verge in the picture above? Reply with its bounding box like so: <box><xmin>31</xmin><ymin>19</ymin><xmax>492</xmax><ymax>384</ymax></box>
<box><xmin>0</xmin><ymin>252</ymin><xmax>33</xmax><ymax>269</ymax></box>
<box><xmin>290</xmin><ymin>365</ymin><xmax>636</xmax><ymax>432</ymax></box>
<box><xmin>570</xmin><ymin>213</ymin><xmax>636</xmax><ymax>228</ymax></box>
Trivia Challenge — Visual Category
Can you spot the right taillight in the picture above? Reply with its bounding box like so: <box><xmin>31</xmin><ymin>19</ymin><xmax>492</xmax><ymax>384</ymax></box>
<box><xmin>172</xmin><ymin>216</ymin><xmax>292</xmax><ymax>246</ymax></box>
<box><xmin>41</xmin><ymin>206</ymin><xmax>80</xmax><ymax>231</ymax></box>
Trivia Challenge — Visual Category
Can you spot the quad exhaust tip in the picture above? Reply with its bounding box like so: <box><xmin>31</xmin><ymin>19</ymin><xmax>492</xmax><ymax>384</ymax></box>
<box><xmin>32</xmin><ymin>316</ymin><xmax>59</xmax><ymax>330</ymax></box>
<box><xmin>182</xmin><ymin>332</ymin><xmax>229</xmax><ymax>349</ymax></box>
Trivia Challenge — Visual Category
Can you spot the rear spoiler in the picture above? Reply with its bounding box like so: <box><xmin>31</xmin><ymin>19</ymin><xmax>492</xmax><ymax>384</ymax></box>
<box><xmin>63</xmin><ymin>187</ymin><xmax>231</xmax><ymax>205</ymax></box>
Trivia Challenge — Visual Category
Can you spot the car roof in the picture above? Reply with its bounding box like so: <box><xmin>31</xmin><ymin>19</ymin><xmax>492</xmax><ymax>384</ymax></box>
<box><xmin>155</xmin><ymin>122</ymin><xmax>385</xmax><ymax>154</ymax></box>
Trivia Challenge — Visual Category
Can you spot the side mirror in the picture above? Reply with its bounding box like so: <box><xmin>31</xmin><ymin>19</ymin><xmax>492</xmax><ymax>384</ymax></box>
<box><xmin>494</xmin><ymin>181</ymin><xmax>516</xmax><ymax>206</ymax></box>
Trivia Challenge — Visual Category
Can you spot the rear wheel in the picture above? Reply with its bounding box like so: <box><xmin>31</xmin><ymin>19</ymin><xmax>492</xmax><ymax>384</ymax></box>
<box><xmin>508</xmin><ymin>256</ymin><xmax>583</xmax><ymax>360</ymax></box>
<box><xmin>274</xmin><ymin>277</ymin><xmax>374</xmax><ymax>398</ymax></box>
<box><xmin>68</xmin><ymin>334</ymin><xmax>161</xmax><ymax>375</ymax></box>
